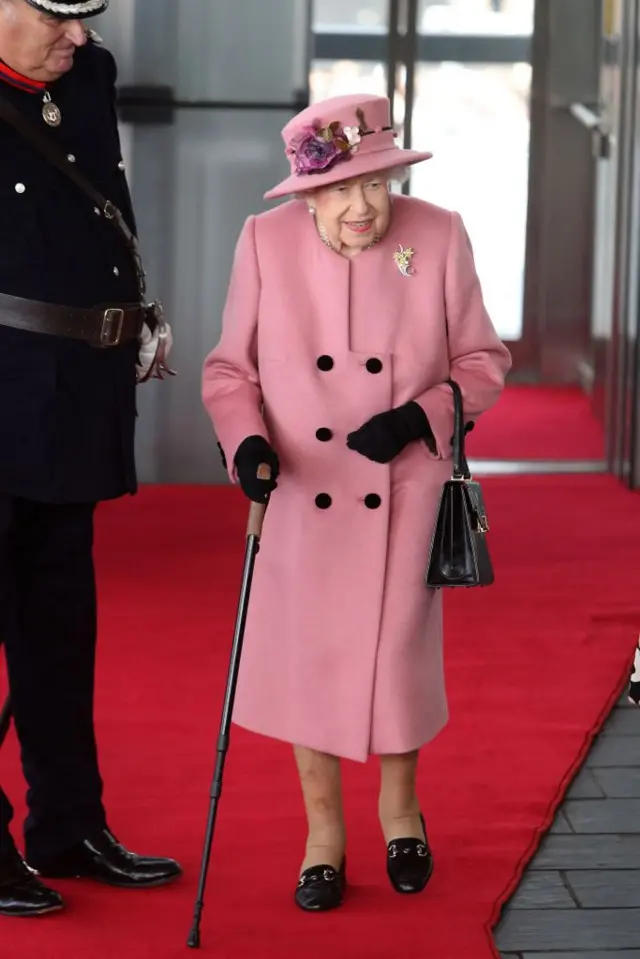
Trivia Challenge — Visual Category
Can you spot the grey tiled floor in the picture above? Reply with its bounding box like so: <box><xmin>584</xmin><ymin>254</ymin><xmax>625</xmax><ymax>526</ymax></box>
<box><xmin>496</xmin><ymin>693</ymin><xmax>640</xmax><ymax>959</ymax></box>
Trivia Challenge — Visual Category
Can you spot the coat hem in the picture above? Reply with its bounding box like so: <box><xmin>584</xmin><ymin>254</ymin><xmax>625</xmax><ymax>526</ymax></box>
<box><xmin>231</xmin><ymin>715</ymin><xmax>449</xmax><ymax>764</ymax></box>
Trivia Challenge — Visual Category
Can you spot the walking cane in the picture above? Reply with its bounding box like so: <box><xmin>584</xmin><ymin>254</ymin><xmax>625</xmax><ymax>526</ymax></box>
<box><xmin>187</xmin><ymin>465</ymin><xmax>272</xmax><ymax>949</ymax></box>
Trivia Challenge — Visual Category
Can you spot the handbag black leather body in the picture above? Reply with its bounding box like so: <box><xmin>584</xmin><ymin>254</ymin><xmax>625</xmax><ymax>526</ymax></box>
<box><xmin>425</xmin><ymin>379</ymin><xmax>494</xmax><ymax>588</ymax></box>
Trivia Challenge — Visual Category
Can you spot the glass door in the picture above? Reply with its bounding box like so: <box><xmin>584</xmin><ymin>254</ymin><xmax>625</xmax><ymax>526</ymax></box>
<box><xmin>310</xmin><ymin>0</ymin><xmax>533</xmax><ymax>356</ymax></box>
<box><xmin>584</xmin><ymin>0</ymin><xmax>624</xmax><ymax>449</ymax></box>
<box><xmin>310</xmin><ymin>2</ymin><xmax>390</xmax><ymax>105</ymax></box>
<box><xmin>412</xmin><ymin>0</ymin><xmax>533</xmax><ymax>344</ymax></box>
<box><xmin>584</xmin><ymin>0</ymin><xmax>640</xmax><ymax>485</ymax></box>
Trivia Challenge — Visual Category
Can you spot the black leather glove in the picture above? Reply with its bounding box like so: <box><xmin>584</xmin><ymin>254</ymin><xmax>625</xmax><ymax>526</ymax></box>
<box><xmin>346</xmin><ymin>401</ymin><xmax>435</xmax><ymax>464</ymax></box>
<box><xmin>233</xmin><ymin>435</ymin><xmax>280</xmax><ymax>503</ymax></box>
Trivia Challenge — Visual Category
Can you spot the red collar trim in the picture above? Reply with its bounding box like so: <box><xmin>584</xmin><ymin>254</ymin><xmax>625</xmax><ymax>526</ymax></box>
<box><xmin>0</xmin><ymin>60</ymin><xmax>46</xmax><ymax>94</ymax></box>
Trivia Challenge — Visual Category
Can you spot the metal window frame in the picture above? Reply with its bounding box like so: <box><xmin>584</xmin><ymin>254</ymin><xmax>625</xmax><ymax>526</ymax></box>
<box><xmin>609</xmin><ymin>0</ymin><xmax>640</xmax><ymax>484</ymax></box>
<box><xmin>313</xmin><ymin>32</ymin><xmax>531</xmax><ymax>63</ymax></box>
<box><xmin>116</xmin><ymin>0</ymin><xmax>314</xmax><ymax>121</ymax></box>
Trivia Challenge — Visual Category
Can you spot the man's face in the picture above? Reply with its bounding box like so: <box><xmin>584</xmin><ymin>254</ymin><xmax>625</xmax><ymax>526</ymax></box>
<box><xmin>0</xmin><ymin>0</ymin><xmax>87</xmax><ymax>82</ymax></box>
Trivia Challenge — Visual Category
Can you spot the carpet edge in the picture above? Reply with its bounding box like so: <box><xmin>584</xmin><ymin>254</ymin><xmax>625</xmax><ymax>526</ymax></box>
<box><xmin>483</xmin><ymin>619</ymin><xmax>637</xmax><ymax>959</ymax></box>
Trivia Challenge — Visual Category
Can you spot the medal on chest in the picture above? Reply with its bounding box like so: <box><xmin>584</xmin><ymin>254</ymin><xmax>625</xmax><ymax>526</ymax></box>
<box><xmin>42</xmin><ymin>90</ymin><xmax>62</xmax><ymax>128</ymax></box>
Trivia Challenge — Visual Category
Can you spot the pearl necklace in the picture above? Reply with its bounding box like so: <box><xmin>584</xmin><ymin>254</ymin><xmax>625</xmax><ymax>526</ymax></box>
<box><xmin>317</xmin><ymin>221</ymin><xmax>381</xmax><ymax>253</ymax></box>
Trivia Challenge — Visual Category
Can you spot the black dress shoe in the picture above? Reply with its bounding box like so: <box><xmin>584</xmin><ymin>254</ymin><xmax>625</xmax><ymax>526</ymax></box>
<box><xmin>294</xmin><ymin>859</ymin><xmax>346</xmax><ymax>912</ymax></box>
<box><xmin>386</xmin><ymin>815</ymin><xmax>434</xmax><ymax>894</ymax></box>
<box><xmin>30</xmin><ymin>829</ymin><xmax>182</xmax><ymax>889</ymax></box>
<box><xmin>0</xmin><ymin>842</ymin><xmax>64</xmax><ymax>917</ymax></box>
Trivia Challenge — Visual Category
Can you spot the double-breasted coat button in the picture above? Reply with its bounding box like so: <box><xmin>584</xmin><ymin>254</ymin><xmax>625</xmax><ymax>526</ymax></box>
<box><xmin>315</xmin><ymin>493</ymin><xmax>332</xmax><ymax>509</ymax></box>
<box><xmin>317</xmin><ymin>355</ymin><xmax>334</xmax><ymax>371</ymax></box>
<box><xmin>366</xmin><ymin>358</ymin><xmax>383</xmax><ymax>374</ymax></box>
<box><xmin>364</xmin><ymin>494</ymin><xmax>382</xmax><ymax>510</ymax></box>
<box><xmin>316</xmin><ymin>427</ymin><xmax>333</xmax><ymax>442</ymax></box>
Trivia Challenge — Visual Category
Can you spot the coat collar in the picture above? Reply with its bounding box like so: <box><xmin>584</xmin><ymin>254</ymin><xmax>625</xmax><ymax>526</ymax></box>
<box><xmin>0</xmin><ymin>58</ymin><xmax>47</xmax><ymax>94</ymax></box>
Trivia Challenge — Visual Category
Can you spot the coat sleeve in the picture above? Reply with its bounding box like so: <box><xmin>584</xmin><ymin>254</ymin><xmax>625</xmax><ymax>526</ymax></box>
<box><xmin>202</xmin><ymin>216</ymin><xmax>270</xmax><ymax>478</ymax></box>
<box><xmin>413</xmin><ymin>211</ymin><xmax>512</xmax><ymax>458</ymax></box>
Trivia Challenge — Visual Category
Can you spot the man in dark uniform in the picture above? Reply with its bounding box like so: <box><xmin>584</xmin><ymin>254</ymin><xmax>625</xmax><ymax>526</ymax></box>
<box><xmin>0</xmin><ymin>0</ymin><xmax>181</xmax><ymax>917</ymax></box>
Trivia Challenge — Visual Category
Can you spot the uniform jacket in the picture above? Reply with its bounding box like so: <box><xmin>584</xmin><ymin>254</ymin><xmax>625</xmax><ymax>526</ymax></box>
<box><xmin>203</xmin><ymin>195</ymin><xmax>512</xmax><ymax>762</ymax></box>
<box><xmin>0</xmin><ymin>40</ymin><xmax>140</xmax><ymax>503</ymax></box>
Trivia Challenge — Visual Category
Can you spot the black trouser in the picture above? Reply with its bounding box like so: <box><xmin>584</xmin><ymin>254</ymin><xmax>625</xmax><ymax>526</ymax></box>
<box><xmin>0</xmin><ymin>495</ymin><xmax>105</xmax><ymax>863</ymax></box>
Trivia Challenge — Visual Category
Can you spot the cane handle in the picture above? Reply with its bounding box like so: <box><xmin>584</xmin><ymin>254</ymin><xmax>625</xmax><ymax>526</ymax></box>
<box><xmin>246</xmin><ymin>463</ymin><xmax>271</xmax><ymax>539</ymax></box>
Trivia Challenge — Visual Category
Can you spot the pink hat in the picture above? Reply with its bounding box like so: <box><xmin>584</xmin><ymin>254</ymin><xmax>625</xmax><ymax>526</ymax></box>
<box><xmin>264</xmin><ymin>93</ymin><xmax>432</xmax><ymax>200</ymax></box>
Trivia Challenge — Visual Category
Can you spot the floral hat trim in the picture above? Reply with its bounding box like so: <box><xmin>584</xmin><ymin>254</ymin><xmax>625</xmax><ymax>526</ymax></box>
<box><xmin>286</xmin><ymin>107</ymin><xmax>395</xmax><ymax>177</ymax></box>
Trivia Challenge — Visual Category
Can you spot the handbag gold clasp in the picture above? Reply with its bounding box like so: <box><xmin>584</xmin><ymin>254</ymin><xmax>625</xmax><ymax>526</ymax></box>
<box><xmin>476</xmin><ymin>514</ymin><xmax>489</xmax><ymax>534</ymax></box>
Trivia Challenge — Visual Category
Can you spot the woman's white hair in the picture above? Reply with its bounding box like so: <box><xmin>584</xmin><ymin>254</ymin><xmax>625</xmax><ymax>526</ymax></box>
<box><xmin>383</xmin><ymin>165</ymin><xmax>410</xmax><ymax>185</ymax></box>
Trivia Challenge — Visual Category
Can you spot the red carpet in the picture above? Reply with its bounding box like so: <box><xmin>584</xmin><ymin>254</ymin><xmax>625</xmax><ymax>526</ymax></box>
<box><xmin>465</xmin><ymin>385</ymin><xmax>605</xmax><ymax>460</ymax></box>
<box><xmin>1</xmin><ymin>477</ymin><xmax>638</xmax><ymax>958</ymax></box>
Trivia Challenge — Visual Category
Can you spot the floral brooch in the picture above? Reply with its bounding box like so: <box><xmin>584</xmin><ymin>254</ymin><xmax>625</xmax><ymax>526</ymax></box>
<box><xmin>393</xmin><ymin>245</ymin><xmax>415</xmax><ymax>277</ymax></box>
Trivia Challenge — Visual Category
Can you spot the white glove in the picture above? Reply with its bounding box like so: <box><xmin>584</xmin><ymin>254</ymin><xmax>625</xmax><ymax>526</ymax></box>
<box><xmin>136</xmin><ymin>321</ymin><xmax>173</xmax><ymax>382</ymax></box>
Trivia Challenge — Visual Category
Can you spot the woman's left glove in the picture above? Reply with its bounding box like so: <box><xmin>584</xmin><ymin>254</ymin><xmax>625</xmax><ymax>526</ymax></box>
<box><xmin>346</xmin><ymin>401</ymin><xmax>435</xmax><ymax>464</ymax></box>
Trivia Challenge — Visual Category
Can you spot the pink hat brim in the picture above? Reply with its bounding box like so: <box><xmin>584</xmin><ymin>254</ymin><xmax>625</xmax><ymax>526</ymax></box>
<box><xmin>263</xmin><ymin>145</ymin><xmax>433</xmax><ymax>200</ymax></box>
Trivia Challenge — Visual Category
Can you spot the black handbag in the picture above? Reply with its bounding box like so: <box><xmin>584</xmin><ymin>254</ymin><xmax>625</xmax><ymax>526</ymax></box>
<box><xmin>425</xmin><ymin>379</ymin><xmax>494</xmax><ymax>588</ymax></box>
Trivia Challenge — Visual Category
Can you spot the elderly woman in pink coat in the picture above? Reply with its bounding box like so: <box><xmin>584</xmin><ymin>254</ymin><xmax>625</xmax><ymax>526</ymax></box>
<box><xmin>202</xmin><ymin>93</ymin><xmax>511</xmax><ymax>912</ymax></box>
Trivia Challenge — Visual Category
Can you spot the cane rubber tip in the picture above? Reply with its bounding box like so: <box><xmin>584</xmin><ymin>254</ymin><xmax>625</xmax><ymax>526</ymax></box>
<box><xmin>187</xmin><ymin>928</ymin><xmax>200</xmax><ymax>949</ymax></box>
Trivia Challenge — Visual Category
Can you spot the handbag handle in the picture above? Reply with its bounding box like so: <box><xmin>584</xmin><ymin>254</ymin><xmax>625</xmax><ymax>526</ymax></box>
<box><xmin>447</xmin><ymin>378</ymin><xmax>471</xmax><ymax>479</ymax></box>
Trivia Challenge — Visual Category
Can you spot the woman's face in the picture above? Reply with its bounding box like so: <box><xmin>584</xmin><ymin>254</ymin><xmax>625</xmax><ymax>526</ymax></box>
<box><xmin>309</xmin><ymin>173</ymin><xmax>392</xmax><ymax>256</ymax></box>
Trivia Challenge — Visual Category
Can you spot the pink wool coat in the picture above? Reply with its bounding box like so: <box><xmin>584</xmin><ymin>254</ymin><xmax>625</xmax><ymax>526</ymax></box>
<box><xmin>202</xmin><ymin>195</ymin><xmax>511</xmax><ymax>762</ymax></box>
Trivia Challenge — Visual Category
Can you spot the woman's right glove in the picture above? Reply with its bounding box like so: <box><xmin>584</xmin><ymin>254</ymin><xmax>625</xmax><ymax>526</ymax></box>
<box><xmin>347</xmin><ymin>402</ymin><xmax>435</xmax><ymax>463</ymax></box>
<box><xmin>233</xmin><ymin>435</ymin><xmax>280</xmax><ymax>503</ymax></box>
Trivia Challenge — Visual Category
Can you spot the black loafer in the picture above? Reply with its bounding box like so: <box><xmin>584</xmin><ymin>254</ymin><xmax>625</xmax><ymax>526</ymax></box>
<box><xmin>386</xmin><ymin>815</ymin><xmax>434</xmax><ymax>894</ymax></box>
<box><xmin>29</xmin><ymin>828</ymin><xmax>182</xmax><ymax>889</ymax></box>
<box><xmin>295</xmin><ymin>859</ymin><xmax>346</xmax><ymax>912</ymax></box>
<box><xmin>0</xmin><ymin>843</ymin><xmax>64</xmax><ymax>917</ymax></box>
